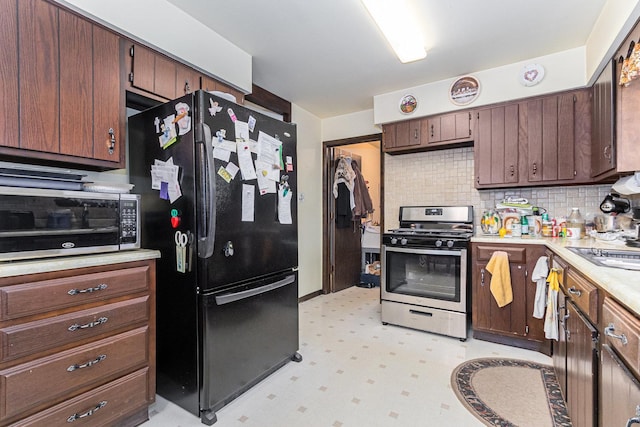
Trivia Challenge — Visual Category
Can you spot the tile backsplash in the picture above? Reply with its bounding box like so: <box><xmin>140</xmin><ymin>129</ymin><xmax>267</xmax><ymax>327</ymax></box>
<box><xmin>384</xmin><ymin>147</ymin><xmax>638</xmax><ymax>231</ymax></box>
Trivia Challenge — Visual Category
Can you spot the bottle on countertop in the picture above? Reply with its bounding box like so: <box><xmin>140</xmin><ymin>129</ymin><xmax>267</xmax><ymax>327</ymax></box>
<box><xmin>566</xmin><ymin>208</ymin><xmax>585</xmax><ymax>240</ymax></box>
<box><xmin>521</xmin><ymin>214</ymin><xmax>529</xmax><ymax>236</ymax></box>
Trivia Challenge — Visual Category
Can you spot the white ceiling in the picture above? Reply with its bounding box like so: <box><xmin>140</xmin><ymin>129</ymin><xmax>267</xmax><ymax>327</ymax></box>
<box><xmin>168</xmin><ymin>0</ymin><xmax>608</xmax><ymax>119</ymax></box>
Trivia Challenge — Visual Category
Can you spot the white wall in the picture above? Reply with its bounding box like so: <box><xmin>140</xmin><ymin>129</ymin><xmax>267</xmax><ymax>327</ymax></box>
<box><xmin>374</xmin><ymin>48</ymin><xmax>586</xmax><ymax>125</ymax></box>
<box><xmin>292</xmin><ymin>105</ymin><xmax>323</xmax><ymax>297</ymax></box>
<box><xmin>55</xmin><ymin>0</ymin><xmax>252</xmax><ymax>93</ymax></box>
<box><xmin>322</xmin><ymin>109</ymin><xmax>381</xmax><ymax>141</ymax></box>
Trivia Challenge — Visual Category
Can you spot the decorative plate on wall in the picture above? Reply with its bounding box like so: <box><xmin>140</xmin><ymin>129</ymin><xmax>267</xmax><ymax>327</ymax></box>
<box><xmin>399</xmin><ymin>94</ymin><xmax>418</xmax><ymax>114</ymax></box>
<box><xmin>449</xmin><ymin>76</ymin><xmax>480</xmax><ymax>105</ymax></box>
<box><xmin>519</xmin><ymin>63</ymin><xmax>545</xmax><ymax>86</ymax></box>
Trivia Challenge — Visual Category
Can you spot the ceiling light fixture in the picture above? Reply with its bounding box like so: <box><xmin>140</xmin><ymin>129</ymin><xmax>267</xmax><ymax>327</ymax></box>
<box><xmin>361</xmin><ymin>0</ymin><xmax>427</xmax><ymax>64</ymax></box>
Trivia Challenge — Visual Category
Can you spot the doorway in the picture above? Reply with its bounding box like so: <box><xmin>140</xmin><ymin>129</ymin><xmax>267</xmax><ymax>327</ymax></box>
<box><xmin>322</xmin><ymin>134</ymin><xmax>383</xmax><ymax>294</ymax></box>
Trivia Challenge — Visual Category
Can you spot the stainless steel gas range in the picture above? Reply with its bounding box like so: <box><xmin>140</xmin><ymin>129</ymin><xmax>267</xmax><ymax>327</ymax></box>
<box><xmin>381</xmin><ymin>206</ymin><xmax>474</xmax><ymax>340</ymax></box>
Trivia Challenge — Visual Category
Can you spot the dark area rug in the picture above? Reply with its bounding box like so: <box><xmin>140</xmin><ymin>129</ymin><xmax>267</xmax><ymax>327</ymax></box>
<box><xmin>451</xmin><ymin>358</ymin><xmax>571</xmax><ymax>427</ymax></box>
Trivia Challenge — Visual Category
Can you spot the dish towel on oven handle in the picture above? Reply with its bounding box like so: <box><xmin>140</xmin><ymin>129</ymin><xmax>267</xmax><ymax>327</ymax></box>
<box><xmin>486</xmin><ymin>251</ymin><xmax>512</xmax><ymax>308</ymax></box>
<box><xmin>544</xmin><ymin>269</ymin><xmax>560</xmax><ymax>340</ymax></box>
<box><xmin>531</xmin><ymin>256</ymin><xmax>549</xmax><ymax>319</ymax></box>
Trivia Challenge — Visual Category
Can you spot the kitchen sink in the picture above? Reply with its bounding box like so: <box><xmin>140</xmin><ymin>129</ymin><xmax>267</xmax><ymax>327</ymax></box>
<box><xmin>567</xmin><ymin>247</ymin><xmax>640</xmax><ymax>271</ymax></box>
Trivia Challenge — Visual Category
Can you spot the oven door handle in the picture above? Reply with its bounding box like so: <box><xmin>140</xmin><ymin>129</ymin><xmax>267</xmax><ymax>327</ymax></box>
<box><xmin>382</xmin><ymin>246</ymin><xmax>465</xmax><ymax>257</ymax></box>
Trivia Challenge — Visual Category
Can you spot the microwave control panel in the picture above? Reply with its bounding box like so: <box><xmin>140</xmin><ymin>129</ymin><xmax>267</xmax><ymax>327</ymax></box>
<box><xmin>119</xmin><ymin>195</ymin><xmax>140</xmax><ymax>247</ymax></box>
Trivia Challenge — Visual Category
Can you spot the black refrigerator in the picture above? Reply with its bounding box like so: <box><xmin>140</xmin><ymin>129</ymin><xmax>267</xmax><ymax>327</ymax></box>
<box><xmin>128</xmin><ymin>91</ymin><xmax>300</xmax><ymax>425</ymax></box>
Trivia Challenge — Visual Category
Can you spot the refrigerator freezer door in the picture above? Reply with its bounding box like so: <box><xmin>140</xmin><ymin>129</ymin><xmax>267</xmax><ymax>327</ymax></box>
<box><xmin>200</xmin><ymin>271</ymin><xmax>299</xmax><ymax>418</ymax></box>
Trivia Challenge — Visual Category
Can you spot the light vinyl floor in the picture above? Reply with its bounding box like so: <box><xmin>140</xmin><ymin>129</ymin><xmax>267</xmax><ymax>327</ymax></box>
<box><xmin>142</xmin><ymin>286</ymin><xmax>551</xmax><ymax>427</ymax></box>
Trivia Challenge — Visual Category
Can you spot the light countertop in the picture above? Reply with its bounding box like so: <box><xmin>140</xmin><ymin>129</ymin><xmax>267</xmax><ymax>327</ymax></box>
<box><xmin>0</xmin><ymin>249</ymin><xmax>161</xmax><ymax>278</ymax></box>
<box><xmin>471</xmin><ymin>235</ymin><xmax>640</xmax><ymax>316</ymax></box>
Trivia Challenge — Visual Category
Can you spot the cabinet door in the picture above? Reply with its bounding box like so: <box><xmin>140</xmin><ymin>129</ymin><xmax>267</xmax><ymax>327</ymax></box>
<box><xmin>0</xmin><ymin>0</ymin><xmax>19</xmax><ymax>149</ymax></box>
<box><xmin>524</xmin><ymin>92</ymin><xmax>584</xmax><ymax>184</ymax></box>
<box><xmin>382</xmin><ymin>123</ymin><xmax>398</xmax><ymax>150</ymax></box>
<box><xmin>565</xmin><ymin>301</ymin><xmax>597</xmax><ymax>427</ymax></box>
<box><xmin>92</xmin><ymin>26</ymin><xmax>122</xmax><ymax>163</ymax></box>
<box><xmin>552</xmin><ymin>290</ymin><xmax>568</xmax><ymax>399</ymax></box>
<box><xmin>475</xmin><ymin>105</ymin><xmax>519</xmax><ymax>186</ymax></box>
<box><xmin>18</xmin><ymin>0</ymin><xmax>59</xmax><ymax>153</ymax></box>
<box><xmin>176</xmin><ymin>64</ymin><xmax>201</xmax><ymax>97</ymax></box>
<box><xmin>471</xmin><ymin>261</ymin><xmax>526</xmax><ymax>337</ymax></box>
<box><xmin>154</xmin><ymin>54</ymin><xmax>177</xmax><ymax>100</ymax></box>
<box><xmin>129</xmin><ymin>44</ymin><xmax>155</xmax><ymax>95</ymax></box>
<box><xmin>601</xmin><ymin>344</ymin><xmax>640</xmax><ymax>427</ymax></box>
<box><xmin>442</xmin><ymin>112</ymin><xmax>471</xmax><ymax>141</ymax></box>
<box><xmin>59</xmin><ymin>10</ymin><xmax>93</xmax><ymax>158</ymax></box>
<box><xmin>591</xmin><ymin>60</ymin><xmax>616</xmax><ymax>177</ymax></box>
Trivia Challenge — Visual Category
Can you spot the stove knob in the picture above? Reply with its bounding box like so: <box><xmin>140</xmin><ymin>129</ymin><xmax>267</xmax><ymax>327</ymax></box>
<box><xmin>435</xmin><ymin>240</ymin><xmax>443</xmax><ymax>248</ymax></box>
<box><xmin>400</xmin><ymin>238</ymin><xmax>408</xmax><ymax>245</ymax></box>
<box><xmin>447</xmin><ymin>240</ymin><xmax>455</xmax><ymax>248</ymax></box>
<box><xmin>391</xmin><ymin>237</ymin><xmax>398</xmax><ymax>245</ymax></box>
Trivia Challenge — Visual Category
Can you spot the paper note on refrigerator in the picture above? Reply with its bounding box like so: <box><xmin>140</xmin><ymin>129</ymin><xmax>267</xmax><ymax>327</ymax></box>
<box><xmin>255</xmin><ymin>160</ymin><xmax>277</xmax><ymax>195</ymax></box>
<box><xmin>278</xmin><ymin>185</ymin><xmax>293</xmax><ymax>224</ymax></box>
<box><xmin>242</xmin><ymin>184</ymin><xmax>255</xmax><ymax>222</ymax></box>
<box><xmin>256</xmin><ymin>131</ymin><xmax>282</xmax><ymax>182</ymax></box>
<box><xmin>234</xmin><ymin>120</ymin><xmax>250</xmax><ymax>142</ymax></box>
<box><xmin>237</xmin><ymin>142</ymin><xmax>257</xmax><ymax>180</ymax></box>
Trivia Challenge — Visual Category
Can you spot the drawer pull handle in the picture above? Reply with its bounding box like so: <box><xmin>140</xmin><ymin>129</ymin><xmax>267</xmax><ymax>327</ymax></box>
<box><xmin>68</xmin><ymin>317</ymin><xmax>108</xmax><ymax>332</ymax></box>
<box><xmin>68</xmin><ymin>284</ymin><xmax>108</xmax><ymax>296</ymax></box>
<box><xmin>567</xmin><ymin>286</ymin><xmax>582</xmax><ymax>297</ymax></box>
<box><xmin>67</xmin><ymin>354</ymin><xmax>106</xmax><ymax>372</ymax></box>
<box><xmin>605</xmin><ymin>323</ymin><xmax>628</xmax><ymax>345</ymax></box>
<box><xmin>67</xmin><ymin>401</ymin><xmax>107</xmax><ymax>423</ymax></box>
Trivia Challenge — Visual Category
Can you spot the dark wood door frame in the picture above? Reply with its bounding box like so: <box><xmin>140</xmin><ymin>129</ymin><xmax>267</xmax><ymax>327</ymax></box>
<box><xmin>322</xmin><ymin>133</ymin><xmax>383</xmax><ymax>294</ymax></box>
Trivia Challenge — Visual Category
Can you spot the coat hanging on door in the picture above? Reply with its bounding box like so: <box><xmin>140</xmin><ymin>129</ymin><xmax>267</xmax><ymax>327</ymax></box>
<box><xmin>333</xmin><ymin>157</ymin><xmax>373</xmax><ymax>228</ymax></box>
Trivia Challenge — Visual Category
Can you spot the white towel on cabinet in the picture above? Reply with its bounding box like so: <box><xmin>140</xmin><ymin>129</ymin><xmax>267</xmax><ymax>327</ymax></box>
<box><xmin>531</xmin><ymin>256</ymin><xmax>549</xmax><ymax>319</ymax></box>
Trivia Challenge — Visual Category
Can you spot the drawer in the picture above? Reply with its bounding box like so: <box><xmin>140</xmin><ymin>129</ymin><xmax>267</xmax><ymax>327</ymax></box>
<box><xmin>0</xmin><ymin>327</ymin><xmax>148</xmax><ymax>422</ymax></box>
<box><xmin>9</xmin><ymin>368</ymin><xmax>150</xmax><ymax>427</ymax></box>
<box><xmin>0</xmin><ymin>296</ymin><xmax>149</xmax><ymax>363</ymax></box>
<box><xmin>602</xmin><ymin>297</ymin><xmax>640</xmax><ymax>379</ymax></box>
<box><xmin>565</xmin><ymin>269</ymin><xmax>599</xmax><ymax>323</ymax></box>
<box><xmin>475</xmin><ymin>245</ymin><xmax>526</xmax><ymax>263</ymax></box>
<box><xmin>0</xmin><ymin>266</ymin><xmax>150</xmax><ymax>321</ymax></box>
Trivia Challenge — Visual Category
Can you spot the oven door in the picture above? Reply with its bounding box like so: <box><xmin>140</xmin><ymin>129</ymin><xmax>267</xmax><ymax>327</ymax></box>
<box><xmin>381</xmin><ymin>245</ymin><xmax>467</xmax><ymax>312</ymax></box>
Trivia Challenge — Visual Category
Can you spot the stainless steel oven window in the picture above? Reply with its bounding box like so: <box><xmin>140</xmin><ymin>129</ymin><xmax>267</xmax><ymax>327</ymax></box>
<box><xmin>383</xmin><ymin>247</ymin><xmax>463</xmax><ymax>302</ymax></box>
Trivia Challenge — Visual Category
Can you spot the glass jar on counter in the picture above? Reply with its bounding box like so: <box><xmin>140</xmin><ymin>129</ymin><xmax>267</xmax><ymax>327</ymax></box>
<box><xmin>566</xmin><ymin>208</ymin><xmax>585</xmax><ymax>239</ymax></box>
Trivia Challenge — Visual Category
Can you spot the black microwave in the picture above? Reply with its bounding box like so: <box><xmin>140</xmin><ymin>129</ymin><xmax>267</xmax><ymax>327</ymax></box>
<box><xmin>0</xmin><ymin>186</ymin><xmax>140</xmax><ymax>261</ymax></box>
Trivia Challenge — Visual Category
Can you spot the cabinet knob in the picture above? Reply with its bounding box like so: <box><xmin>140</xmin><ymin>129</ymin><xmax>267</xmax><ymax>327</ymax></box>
<box><xmin>413</xmin><ymin>129</ymin><xmax>418</xmax><ymax>140</ymax></box>
<box><xmin>509</xmin><ymin>165</ymin><xmax>515</xmax><ymax>176</ymax></box>
<box><xmin>532</xmin><ymin>162</ymin><xmax>537</xmax><ymax>175</ymax></box>
<box><xmin>430</xmin><ymin>124</ymin><xmax>434</xmax><ymax>138</ymax></box>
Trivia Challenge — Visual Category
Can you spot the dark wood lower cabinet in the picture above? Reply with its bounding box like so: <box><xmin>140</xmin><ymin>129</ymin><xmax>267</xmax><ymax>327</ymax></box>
<box><xmin>565</xmin><ymin>300</ymin><xmax>597</xmax><ymax>427</ymax></box>
<box><xmin>471</xmin><ymin>243</ymin><xmax>551</xmax><ymax>355</ymax></box>
<box><xmin>601</xmin><ymin>344</ymin><xmax>640</xmax><ymax>427</ymax></box>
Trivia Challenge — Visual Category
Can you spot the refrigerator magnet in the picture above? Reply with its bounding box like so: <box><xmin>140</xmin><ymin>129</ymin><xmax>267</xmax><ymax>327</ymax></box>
<box><xmin>248</xmin><ymin>116</ymin><xmax>256</xmax><ymax>132</ymax></box>
<box><xmin>174</xmin><ymin>102</ymin><xmax>191</xmax><ymax>136</ymax></box>
<box><xmin>208</xmin><ymin>99</ymin><xmax>222</xmax><ymax>116</ymax></box>
<box><xmin>286</xmin><ymin>156</ymin><xmax>293</xmax><ymax>172</ymax></box>
<box><xmin>154</xmin><ymin>117</ymin><xmax>160</xmax><ymax>133</ymax></box>
<box><xmin>217</xmin><ymin>166</ymin><xmax>233</xmax><ymax>183</ymax></box>
<box><xmin>227</xmin><ymin>108</ymin><xmax>237</xmax><ymax>122</ymax></box>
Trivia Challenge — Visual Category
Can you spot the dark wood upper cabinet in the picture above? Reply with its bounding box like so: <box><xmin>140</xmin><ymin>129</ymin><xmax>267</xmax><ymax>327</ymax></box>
<box><xmin>0</xmin><ymin>0</ymin><xmax>19</xmax><ymax>149</ymax></box>
<box><xmin>475</xmin><ymin>105</ymin><xmax>519</xmax><ymax>186</ymax></box>
<box><xmin>0</xmin><ymin>0</ymin><xmax>124</xmax><ymax>169</ymax></box>
<box><xmin>17</xmin><ymin>0</ymin><xmax>59</xmax><ymax>154</ymax></box>
<box><xmin>591</xmin><ymin>59</ymin><xmax>615</xmax><ymax>178</ymax></box>
<box><xmin>427</xmin><ymin>112</ymin><xmax>472</xmax><ymax>144</ymax></box>
<box><xmin>129</xmin><ymin>43</ymin><xmax>176</xmax><ymax>100</ymax></box>
<box><xmin>176</xmin><ymin>64</ymin><xmax>201</xmax><ymax>97</ymax></box>
<box><xmin>92</xmin><ymin>25</ymin><xmax>123</xmax><ymax>162</ymax></box>
<box><xmin>59</xmin><ymin>10</ymin><xmax>93</xmax><ymax>159</ymax></box>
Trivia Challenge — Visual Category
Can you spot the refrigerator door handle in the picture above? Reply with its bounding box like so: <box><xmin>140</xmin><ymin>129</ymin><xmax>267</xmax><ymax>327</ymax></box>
<box><xmin>215</xmin><ymin>274</ymin><xmax>295</xmax><ymax>305</ymax></box>
<box><xmin>196</xmin><ymin>122</ymin><xmax>216</xmax><ymax>258</ymax></box>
